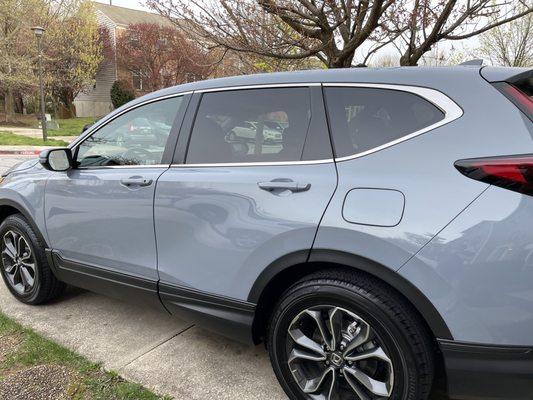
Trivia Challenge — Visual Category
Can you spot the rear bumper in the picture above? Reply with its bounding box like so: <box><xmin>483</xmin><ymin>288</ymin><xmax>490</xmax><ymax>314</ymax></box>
<box><xmin>439</xmin><ymin>339</ymin><xmax>533</xmax><ymax>400</ymax></box>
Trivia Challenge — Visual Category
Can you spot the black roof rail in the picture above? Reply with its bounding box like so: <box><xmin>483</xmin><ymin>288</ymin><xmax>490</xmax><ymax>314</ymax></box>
<box><xmin>459</xmin><ymin>59</ymin><xmax>484</xmax><ymax>66</ymax></box>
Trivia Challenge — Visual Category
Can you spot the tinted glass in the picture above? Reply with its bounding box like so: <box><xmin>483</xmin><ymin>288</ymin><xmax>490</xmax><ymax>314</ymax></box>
<box><xmin>186</xmin><ymin>88</ymin><xmax>311</xmax><ymax>164</ymax></box>
<box><xmin>324</xmin><ymin>88</ymin><xmax>445</xmax><ymax>158</ymax></box>
<box><xmin>77</xmin><ymin>96</ymin><xmax>183</xmax><ymax>167</ymax></box>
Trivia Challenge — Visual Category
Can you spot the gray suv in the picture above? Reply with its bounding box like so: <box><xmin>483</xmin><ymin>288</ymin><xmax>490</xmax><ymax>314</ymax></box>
<box><xmin>1</xmin><ymin>66</ymin><xmax>532</xmax><ymax>400</ymax></box>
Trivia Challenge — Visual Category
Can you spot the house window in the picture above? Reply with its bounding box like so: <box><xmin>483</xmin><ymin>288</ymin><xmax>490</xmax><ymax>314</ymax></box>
<box><xmin>132</xmin><ymin>73</ymin><xmax>143</xmax><ymax>91</ymax></box>
<box><xmin>129</xmin><ymin>32</ymin><xmax>140</xmax><ymax>46</ymax></box>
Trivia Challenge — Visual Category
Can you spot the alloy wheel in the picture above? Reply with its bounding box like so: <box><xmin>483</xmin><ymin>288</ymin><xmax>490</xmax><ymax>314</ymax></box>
<box><xmin>1</xmin><ymin>230</ymin><xmax>36</xmax><ymax>295</ymax></box>
<box><xmin>287</xmin><ymin>305</ymin><xmax>394</xmax><ymax>400</ymax></box>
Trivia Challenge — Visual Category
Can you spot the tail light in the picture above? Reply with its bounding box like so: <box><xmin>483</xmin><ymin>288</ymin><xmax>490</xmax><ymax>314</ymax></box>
<box><xmin>455</xmin><ymin>154</ymin><xmax>533</xmax><ymax>196</ymax></box>
<box><xmin>492</xmin><ymin>81</ymin><xmax>533</xmax><ymax>122</ymax></box>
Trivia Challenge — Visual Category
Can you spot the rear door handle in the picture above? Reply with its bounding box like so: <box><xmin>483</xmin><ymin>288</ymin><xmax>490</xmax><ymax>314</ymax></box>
<box><xmin>120</xmin><ymin>176</ymin><xmax>153</xmax><ymax>187</ymax></box>
<box><xmin>258</xmin><ymin>181</ymin><xmax>311</xmax><ymax>193</ymax></box>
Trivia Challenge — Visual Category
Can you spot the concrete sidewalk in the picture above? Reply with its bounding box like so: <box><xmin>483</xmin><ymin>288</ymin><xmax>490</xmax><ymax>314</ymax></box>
<box><xmin>0</xmin><ymin>154</ymin><xmax>287</xmax><ymax>399</ymax></box>
<box><xmin>0</xmin><ymin>125</ymin><xmax>75</xmax><ymax>146</ymax></box>
<box><xmin>0</xmin><ymin>126</ymin><xmax>43</xmax><ymax>136</ymax></box>
<box><xmin>0</xmin><ymin>285</ymin><xmax>285</xmax><ymax>399</ymax></box>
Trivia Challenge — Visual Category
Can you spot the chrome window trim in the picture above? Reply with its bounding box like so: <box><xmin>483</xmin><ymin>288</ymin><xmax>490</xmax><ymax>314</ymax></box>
<box><xmin>69</xmin><ymin>91</ymin><xmax>193</xmax><ymax>149</ymax></box>
<box><xmin>76</xmin><ymin>164</ymin><xmax>170</xmax><ymax>170</ymax></box>
<box><xmin>194</xmin><ymin>82</ymin><xmax>321</xmax><ymax>93</ymax></box>
<box><xmin>177</xmin><ymin>83</ymin><xmax>327</xmax><ymax>168</ymax></box>
<box><xmin>70</xmin><ymin>92</ymin><xmax>191</xmax><ymax>170</ymax></box>
<box><xmin>170</xmin><ymin>159</ymin><xmax>334</xmax><ymax>168</ymax></box>
<box><xmin>70</xmin><ymin>81</ymin><xmax>463</xmax><ymax>169</ymax></box>
<box><xmin>322</xmin><ymin>83</ymin><xmax>464</xmax><ymax>163</ymax></box>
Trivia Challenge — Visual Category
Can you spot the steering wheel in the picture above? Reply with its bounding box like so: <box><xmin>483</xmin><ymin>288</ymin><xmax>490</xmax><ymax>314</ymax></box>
<box><xmin>121</xmin><ymin>147</ymin><xmax>155</xmax><ymax>165</ymax></box>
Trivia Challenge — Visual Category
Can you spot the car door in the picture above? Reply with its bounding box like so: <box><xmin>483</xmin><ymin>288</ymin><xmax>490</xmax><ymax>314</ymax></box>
<box><xmin>154</xmin><ymin>86</ymin><xmax>337</xmax><ymax>316</ymax></box>
<box><xmin>44</xmin><ymin>94</ymin><xmax>189</xmax><ymax>305</ymax></box>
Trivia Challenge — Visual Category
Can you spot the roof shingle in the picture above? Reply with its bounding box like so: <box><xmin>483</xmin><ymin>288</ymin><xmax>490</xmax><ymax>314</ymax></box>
<box><xmin>94</xmin><ymin>2</ymin><xmax>174</xmax><ymax>28</ymax></box>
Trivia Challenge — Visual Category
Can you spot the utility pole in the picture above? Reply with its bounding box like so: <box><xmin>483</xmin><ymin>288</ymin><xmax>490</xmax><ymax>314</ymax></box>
<box><xmin>31</xmin><ymin>26</ymin><xmax>47</xmax><ymax>141</ymax></box>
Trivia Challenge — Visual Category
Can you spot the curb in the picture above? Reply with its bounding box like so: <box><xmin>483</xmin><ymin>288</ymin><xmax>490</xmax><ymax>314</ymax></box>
<box><xmin>0</xmin><ymin>150</ymin><xmax>41</xmax><ymax>156</ymax></box>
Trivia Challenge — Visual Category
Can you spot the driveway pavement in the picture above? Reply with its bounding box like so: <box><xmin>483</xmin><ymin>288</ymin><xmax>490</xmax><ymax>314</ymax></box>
<box><xmin>0</xmin><ymin>155</ymin><xmax>448</xmax><ymax>399</ymax></box>
<box><xmin>0</xmin><ymin>155</ymin><xmax>32</xmax><ymax>172</ymax></box>
<box><xmin>0</xmin><ymin>155</ymin><xmax>285</xmax><ymax>399</ymax></box>
<box><xmin>0</xmin><ymin>285</ymin><xmax>285</xmax><ymax>399</ymax></box>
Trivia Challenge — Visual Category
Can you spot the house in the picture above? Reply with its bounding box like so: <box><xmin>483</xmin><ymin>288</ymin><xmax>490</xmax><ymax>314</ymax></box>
<box><xmin>74</xmin><ymin>2</ymin><xmax>174</xmax><ymax>117</ymax></box>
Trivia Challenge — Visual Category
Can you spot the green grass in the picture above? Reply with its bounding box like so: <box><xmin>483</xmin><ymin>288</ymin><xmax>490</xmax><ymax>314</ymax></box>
<box><xmin>0</xmin><ymin>313</ymin><xmax>170</xmax><ymax>399</ymax></box>
<box><xmin>49</xmin><ymin>117</ymin><xmax>97</xmax><ymax>137</ymax></box>
<box><xmin>0</xmin><ymin>131</ymin><xmax>68</xmax><ymax>146</ymax></box>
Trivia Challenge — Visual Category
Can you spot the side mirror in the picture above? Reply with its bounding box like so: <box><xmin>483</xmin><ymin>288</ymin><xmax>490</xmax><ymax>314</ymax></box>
<box><xmin>39</xmin><ymin>148</ymin><xmax>73</xmax><ymax>172</ymax></box>
<box><xmin>82</xmin><ymin>123</ymin><xmax>92</xmax><ymax>133</ymax></box>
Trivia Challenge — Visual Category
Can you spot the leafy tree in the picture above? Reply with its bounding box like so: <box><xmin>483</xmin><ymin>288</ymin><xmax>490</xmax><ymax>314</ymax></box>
<box><xmin>116</xmin><ymin>22</ymin><xmax>213</xmax><ymax>92</ymax></box>
<box><xmin>1</xmin><ymin>0</ymin><xmax>103</xmax><ymax>120</ymax></box>
<box><xmin>147</xmin><ymin>0</ymin><xmax>532</xmax><ymax>68</ymax></box>
<box><xmin>110</xmin><ymin>80</ymin><xmax>135</xmax><ymax>109</ymax></box>
<box><xmin>0</xmin><ymin>0</ymin><xmax>44</xmax><ymax>122</ymax></box>
<box><xmin>44</xmin><ymin>0</ymin><xmax>103</xmax><ymax>118</ymax></box>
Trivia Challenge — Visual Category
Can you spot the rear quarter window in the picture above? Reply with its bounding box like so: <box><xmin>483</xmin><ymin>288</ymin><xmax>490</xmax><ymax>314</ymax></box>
<box><xmin>324</xmin><ymin>87</ymin><xmax>445</xmax><ymax>158</ymax></box>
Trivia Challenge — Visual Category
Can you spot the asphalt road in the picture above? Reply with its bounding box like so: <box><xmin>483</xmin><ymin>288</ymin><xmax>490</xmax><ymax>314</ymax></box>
<box><xmin>0</xmin><ymin>155</ymin><xmax>448</xmax><ymax>399</ymax></box>
<box><xmin>0</xmin><ymin>155</ymin><xmax>32</xmax><ymax>174</ymax></box>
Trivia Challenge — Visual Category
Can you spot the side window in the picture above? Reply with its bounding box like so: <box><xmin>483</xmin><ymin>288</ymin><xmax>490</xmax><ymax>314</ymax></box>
<box><xmin>76</xmin><ymin>96</ymin><xmax>183</xmax><ymax>167</ymax></box>
<box><xmin>324</xmin><ymin>87</ymin><xmax>445</xmax><ymax>158</ymax></box>
<box><xmin>186</xmin><ymin>88</ymin><xmax>311</xmax><ymax>164</ymax></box>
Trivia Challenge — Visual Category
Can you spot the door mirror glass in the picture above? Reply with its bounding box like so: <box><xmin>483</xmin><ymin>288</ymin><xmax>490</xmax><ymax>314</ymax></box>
<box><xmin>39</xmin><ymin>148</ymin><xmax>73</xmax><ymax>171</ymax></box>
<box><xmin>81</xmin><ymin>123</ymin><xmax>93</xmax><ymax>133</ymax></box>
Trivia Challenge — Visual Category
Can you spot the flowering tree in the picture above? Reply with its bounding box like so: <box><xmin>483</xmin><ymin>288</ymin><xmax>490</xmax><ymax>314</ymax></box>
<box><xmin>44</xmin><ymin>1</ymin><xmax>103</xmax><ymax>117</ymax></box>
<box><xmin>0</xmin><ymin>0</ymin><xmax>103</xmax><ymax>119</ymax></box>
<box><xmin>0</xmin><ymin>0</ymin><xmax>44</xmax><ymax>121</ymax></box>
<box><xmin>116</xmin><ymin>23</ymin><xmax>213</xmax><ymax>92</ymax></box>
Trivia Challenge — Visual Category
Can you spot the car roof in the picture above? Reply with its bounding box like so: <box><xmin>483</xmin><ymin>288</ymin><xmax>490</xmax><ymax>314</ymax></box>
<box><xmin>99</xmin><ymin>65</ymin><xmax>528</xmax><ymax>130</ymax></box>
<box><xmin>135</xmin><ymin>66</ymin><xmax>485</xmax><ymax>102</ymax></box>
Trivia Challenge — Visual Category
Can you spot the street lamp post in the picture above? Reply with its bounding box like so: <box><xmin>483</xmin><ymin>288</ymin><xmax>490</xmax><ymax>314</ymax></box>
<box><xmin>31</xmin><ymin>26</ymin><xmax>47</xmax><ymax>142</ymax></box>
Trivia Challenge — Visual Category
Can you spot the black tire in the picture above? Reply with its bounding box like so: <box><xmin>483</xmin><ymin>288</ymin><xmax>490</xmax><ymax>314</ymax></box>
<box><xmin>267</xmin><ymin>269</ymin><xmax>435</xmax><ymax>400</ymax></box>
<box><xmin>0</xmin><ymin>214</ymin><xmax>65</xmax><ymax>304</ymax></box>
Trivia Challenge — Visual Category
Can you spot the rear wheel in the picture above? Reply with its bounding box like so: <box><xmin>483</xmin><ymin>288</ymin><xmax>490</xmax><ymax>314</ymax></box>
<box><xmin>0</xmin><ymin>214</ymin><xmax>65</xmax><ymax>304</ymax></box>
<box><xmin>267</xmin><ymin>270</ymin><xmax>435</xmax><ymax>400</ymax></box>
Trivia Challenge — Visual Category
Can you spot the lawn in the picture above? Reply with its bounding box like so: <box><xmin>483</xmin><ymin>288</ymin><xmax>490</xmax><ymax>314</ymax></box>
<box><xmin>0</xmin><ymin>313</ymin><xmax>170</xmax><ymax>399</ymax></box>
<box><xmin>0</xmin><ymin>131</ymin><xmax>68</xmax><ymax>147</ymax></box>
<box><xmin>48</xmin><ymin>117</ymin><xmax>97</xmax><ymax>137</ymax></box>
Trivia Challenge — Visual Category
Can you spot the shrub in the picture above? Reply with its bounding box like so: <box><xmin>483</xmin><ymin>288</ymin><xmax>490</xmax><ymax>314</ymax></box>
<box><xmin>110</xmin><ymin>80</ymin><xmax>135</xmax><ymax>109</ymax></box>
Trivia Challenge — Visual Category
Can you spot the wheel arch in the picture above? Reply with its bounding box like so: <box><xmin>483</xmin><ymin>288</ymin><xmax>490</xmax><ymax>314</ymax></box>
<box><xmin>249</xmin><ymin>249</ymin><xmax>453</xmax><ymax>344</ymax></box>
<box><xmin>0</xmin><ymin>199</ymin><xmax>49</xmax><ymax>247</ymax></box>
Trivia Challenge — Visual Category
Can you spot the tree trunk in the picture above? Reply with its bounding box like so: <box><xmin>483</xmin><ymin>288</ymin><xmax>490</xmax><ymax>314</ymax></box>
<box><xmin>400</xmin><ymin>52</ymin><xmax>421</xmax><ymax>66</ymax></box>
<box><xmin>4</xmin><ymin>88</ymin><xmax>14</xmax><ymax>123</ymax></box>
<box><xmin>58</xmin><ymin>89</ymin><xmax>77</xmax><ymax>118</ymax></box>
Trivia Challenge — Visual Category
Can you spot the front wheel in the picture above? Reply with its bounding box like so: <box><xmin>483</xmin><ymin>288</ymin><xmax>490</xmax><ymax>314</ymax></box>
<box><xmin>0</xmin><ymin>214</ymin><xmax>65</xmax><ymax>304</ymax></box>
<box><xmin>267</xmin><ymin>270</ymin><xmax>435</xmax><ymax>400</ymax></box>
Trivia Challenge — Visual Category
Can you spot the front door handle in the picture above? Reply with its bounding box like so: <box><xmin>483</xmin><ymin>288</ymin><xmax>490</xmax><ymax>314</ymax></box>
<box><xmin>120</xmin><ymin>176</ymin><xmax>153</xmax><ymax>187</ymax></box>
<box><xmin>258</xmin><ymin>180</ymin><xmax>311</xmax><ymax>193</ymax></box>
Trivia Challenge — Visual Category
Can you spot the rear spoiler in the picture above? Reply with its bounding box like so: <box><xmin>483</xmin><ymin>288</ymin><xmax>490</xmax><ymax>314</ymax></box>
<box><xmin>480</xmin><ymin>67</ymin><xmax>532</xmax><ymax>83</ymax></box>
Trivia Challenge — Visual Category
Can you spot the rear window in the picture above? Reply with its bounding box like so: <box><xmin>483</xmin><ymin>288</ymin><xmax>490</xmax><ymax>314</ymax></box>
<box><xmin>324</xmin><ymin>87</ymin><xmax>445</xmax><ymax>158</ymax></box>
